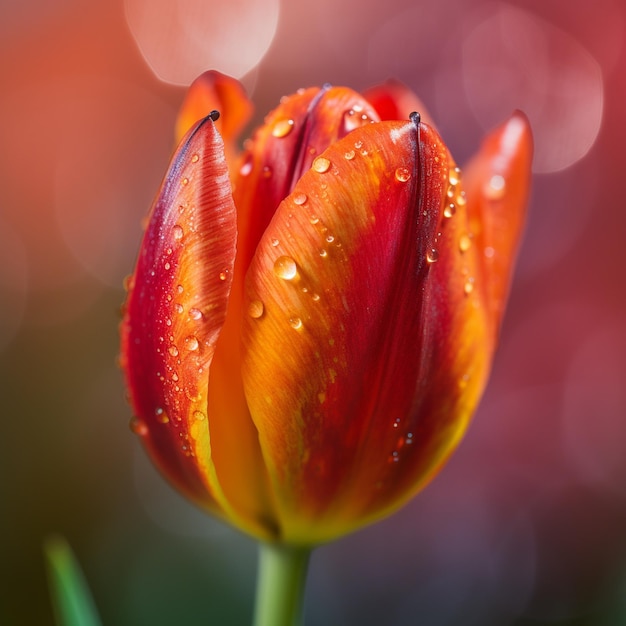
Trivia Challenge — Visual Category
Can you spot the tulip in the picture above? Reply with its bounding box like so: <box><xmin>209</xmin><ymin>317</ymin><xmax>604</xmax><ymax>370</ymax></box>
<box><xmin>120</xmin><ymin>70</ymin><xmax>532</xmax><ymax>624</ymax></box>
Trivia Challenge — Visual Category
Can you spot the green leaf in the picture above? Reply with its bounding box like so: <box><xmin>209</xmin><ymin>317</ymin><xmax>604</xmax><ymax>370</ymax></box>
<box><xmin>43</xmin><ymin>535</ymin><xmax>102</xmax><ymax>626</ymax></box>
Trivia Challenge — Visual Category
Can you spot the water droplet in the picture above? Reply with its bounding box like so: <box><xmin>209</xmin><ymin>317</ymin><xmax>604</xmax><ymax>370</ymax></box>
<box><xmin>312</xmin><ymin>156</ymin><xmax>331</xmax><ymax>173</ymax></box>
<box><xmin>164</xmin><ymin>261</ymin><xmax>171</xmax><ymax>270</ymax></box>
<box><xmin>168</xmin><ymin>345</ymin><xmax>179</xmax><ymax>357</ymax></box>
<box><xmin>248</xmin><ymin>300</ymin><xmax>265</xmax><ymax>319</ymax></box>
<box><xmin>174</xmin><ymin>303</ymin><xmax>183</xmax><ymax>314</ymax></box>
<box><xmin>129</xmin><ymin>416</ymin><xmax>148</xmax><ymax>436</ymax></box>
<box><xmin>262</xmin><ymin>165</ymin><xmax>273</xmax><ymax>178</ymax></box>
<box><xmin>354</xmin><ymin>140</ymin><xmax>363</xmax><ymax>150</ymax></box>
<box><xmin>405</xmin><ymin>432</ymin><xmax>414</xmax><ymax>444</ymax></box>
<box><xmin>172</xmin><ymin>372</ymin><xmax>179</xmax><ymax>382</ymax></box>
<box><xmin>185</xmin><ymin>336</ymin><xmax>199</xmax><ymax>351</ymax></box>
<box><xmin>293</xmin><ymin>192</ymin><xmax>307</xmax><ymax>206</ymax></box>
<box><xmin>459</xmin><ymin>234</ymin><xmax>472</xmax><ymax>253</ymax></box>
<box><xmin>311</xmin><ymin>293</ymin><xmax>320</xmax><ymax>302</ymax></box>
<box><xmin>182</xmin><ymin>177</ymin><xmax>189</xmax><ymax>186</ymax></box>
<box><xmin>309</xmin><ymin>215</ymin><xmax>319</xmax><ymax>225</ymax></box>
<box><xmin>485</xmin><ymin>174</ymin><xmax>506</xmax><ymax>199</ymax></box>
<box><xmin>155</xmin><ymin>407</ymin><xmax>169</xmax><ymax>424</ymax></box>
<box><xmin>388</xmin><ymin>450</ymin><xmax>400</xmax><ymax>463</ymax></box>
<box><xmin>449</xmin><ymin>167</ymin><xmax>461</xmax><ymax>185</ymax></box>
<box><xmin>189</xmin><ymin>308</ymin><xmax>203</xmax><ymax>320</ymax></box>
<box><xmin>456</xmin><ymin>192</ymin><xmax>467</xmax><ymax>207</ymax></box>
<box><xmin>172</xmin><ymin>225</ymin><xmax>184</xmax><ymax>240</ymax></box>
<box><xmin>240</xmin><ymin>154</ymin><xmax>253</xmax><ymax>176</ymax></box>
<box><xmin>484</xmin><ymin>246</ymin><xmax>495</xmax><ymax>259</ymax></box>
<box><xmin>344</xmin><ymin>149</ymin><xmax>355</xmax><ymax>160</ymax></box>
<box><xmin>395</xmin><ymin>167</ymin><xmax>411</xmax><ymax>182</ymax></box>
<box><xmin>289</xmin><ymin>317</ymin><xmax>303</xmax><ymax>330</ymax></box>
<box><xmin>272</xmin><ymin>119</ymin><xmax>295</xmax><ymax>138</ymax></box>
<box><xmin>426</xmin><ymin>248</ymin><xmax>439</xmax><ymax>263</ymax></box>
<box><xmin>273</xmin><ymin>256</ymin><xmax>297</xmax><ymax>280</ymax></box>
<box><xmin>193</xmin><ymin>410</ymin><xmax>205</xmax><ymax>421</ymax></box>
<box><xmin>464</xmin><ymin>277</ymin><xmax>475</xmax><ymax>295</ymax></box>
<box><xmin>342</xmin><ymin>107</ymin><xmax>370</xmax><ymax>133</ymax></box>
<box><xmin>270</xmin><ymin>237</ymin><xmax>280</xmax><ymax>247</ymax></box>
<box><xmin>319</xmin><ymin>249</ymin><xmax>328</xmax><ymax>258</ymax></box>
<box><xmin>177</xmin><ymin>284</ymin><xmax>184</xmax><ymax>294</ymax></box>
<box><xmin>325</xmin><ymin>234</ymin><xmax>335</xmax><ymax>243</ymax></box>
<box><xmin>219</xmin><ymin>271</ymin><xmax>228</xmax><ymax>281</ymax></box>
<box><xmin>165</xmin><ymin>318</ymin><xmax>172</xmax><ymax>327</ymax></box>
<box><xmin>444</xmin><ymin>203</ymin><xmax>456</xmax><ymax>218</ymax></box>
<box><xmin>191</xmin><ymin>154</ymin><xmax>199</xmax><ymax>163</ymax></box>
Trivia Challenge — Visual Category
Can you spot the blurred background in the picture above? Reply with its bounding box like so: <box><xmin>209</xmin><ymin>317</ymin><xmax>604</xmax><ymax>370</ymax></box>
<box><xmin>1</xmin><ymin>0</ymin><xmax>625</xmax><ymax>624</ymax></box>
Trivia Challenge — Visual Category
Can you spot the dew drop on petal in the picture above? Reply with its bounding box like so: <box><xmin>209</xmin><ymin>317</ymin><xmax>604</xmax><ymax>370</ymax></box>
<box><xmin>444</xmin><ymin>203</ymin><xmax>457</xmax><ymax>218</ymax></box>
<box><xmin>193</xmin><ymin>410</ymin><xmax>206</xmax><ymax>421</ymax></box>
<box><xmin>189</xmin><ymin>307</ymin><xmax>203</xmax><ymax>320</ymax></box>
<box><xmin>312</xmin><ymin>156</ymin><xmax>331</xmax><ymax>173</ymax></box>
<box><xmin>484</xmin><ymin>246</ymin><xmax>495</xmax><ymax>259</ymax></box>
<box><xmin>191</xmin><ymin>154</ymin><xmax>199</xmax><ymax>163</ymax></box>
<box><xmin>174</xmin><ymin>303</ymin><xmax>183</xmax><ymax>314</ymax></box>
<box><xmin>129</xmin><ymin>416</ymin><xmax>148</xmax><ymax>436</ymax></box>
<box><xmin>155</xmin><ymin>407</ymin><xmax>169</xmax><ymax>424</ymax></box>
<box><xmin>219</xmin><ymin>271</ymin><xmax>228</xmax><ymax>281</ymax></box>
<box><xmin>271</xmin><ymin>237</ymin><xmax>280</xmax><ymax>247</ymax></box>
<box><xmin>449</xmin><ymin>167</ymin><xmax>461</xmax><ymax>185</ymax></box>
<box><xmin>289</xmin><ymin>317</ymin><xmax>303</xmax><ymax>330</ymax></box>
<box><xmin>168</xmin><ymin>345</ymin><xmax>179</xmax><ymax>357</ymax></box>
<box><xmin>182</xmin><ymin>177</ymin><xmax>189</xmax><ymax>186</ymax></box>
<box><xmin>172</xmin><ymin>224</ymin><xmax>184</xmax><ymax>240</ymax></box>
<box><xmin>344</xmin><ymin>149</ymin><xmax>355</xmax><ymax>160</ymax></box>
<box><xmin>273</xmin><ymin>256</ymin><xmax>297</xmax><ymax>280</ymax></box>
<box><xmin>272</xmin><ymin>119</ymin><xmax>295</xmax><ymax>138</ymax></box>
<box><xmin>426</xmin><ymin>248</ymin><xmax>439</xmax><ymax>263</ymax></box>
<box><xmin>262</xmin><ymin>165</ymin><xmax>273</xmax><ymax>178</ymax></box>
<box><xmin>240</xmin><ymin>154</ymin><xmax>253</xmax><ymax>177</ymax></box>
<box><xmin>395</xmin><ymin>167</ymin><xmax>411</xmax><ymax>182</ymax></box>
<box><xmin>185</xmin><ymin>336</ymin><xmax>199</xmax><ymax>351</ymax></box>
<box><xmin>293</xmin><ymin>192</ymin><xmax>307</xmax><ymax>206</ymax></box>
<box><xmin>248</xmin><ymin>299</ymin><xmax>265</xmax><ymax>319</ymax></box>
<box><xmin>459</xmin><ymin>234</ymin><xmax>472</xmax><ymax>253</ymax></box>
<box><xmin>464</xmin><ymin>277</ymin><xmax>475</xmax><ymax>295</ymax></box>
<box><xmin>485</xmin><ymin>174</ymin><xmax>506</xmax><ymax>199</ymax></box>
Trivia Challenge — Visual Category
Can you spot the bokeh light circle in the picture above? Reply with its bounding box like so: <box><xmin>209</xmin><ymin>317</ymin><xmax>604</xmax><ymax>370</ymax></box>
<box><xmin>125</xmin><ymin>0</ymin><xmax>280</xmax><ymax>85</ymax></box>
<box><xmin>462</xmin><ymin>5</ymin><xmax>604</xmax><ymax>173</ymax></box>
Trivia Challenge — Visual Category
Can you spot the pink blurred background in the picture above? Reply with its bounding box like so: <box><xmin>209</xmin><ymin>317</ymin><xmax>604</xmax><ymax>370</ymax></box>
<box><xmin>1</xmin><ymin>0</ymin><xmax>625</xmax><ymax>624</ymax></box>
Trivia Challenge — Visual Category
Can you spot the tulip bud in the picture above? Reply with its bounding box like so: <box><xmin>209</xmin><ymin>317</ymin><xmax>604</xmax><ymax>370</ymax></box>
<box><xmin>121</xmin><ymin>72</ymin><xmax>532</xmax><ymax>545</ymax></box>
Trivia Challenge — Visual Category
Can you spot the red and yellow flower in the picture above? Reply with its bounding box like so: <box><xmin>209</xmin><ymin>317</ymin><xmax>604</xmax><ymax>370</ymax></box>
<box><xmin>120</xmin><ymin>71</ymin><xmax>532</xmax><ymax>546</ymax></box>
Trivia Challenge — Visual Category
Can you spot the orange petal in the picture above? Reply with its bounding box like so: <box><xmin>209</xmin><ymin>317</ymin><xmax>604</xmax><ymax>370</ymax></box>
<box><xmin>174</xmin><ymin>70</ymin><xmax>253</xmax><ymax>161</ymax></box>
<box><xmin>232</xmin><ymin>85</ymin><xmax>381</xmax><ymax>272</ymax></box>
<box><xmin>241</xmin><ymin>118</ymin><xmax>493</xmax><ymax>544</ymax></box>
<box><xmin>462</xmin><ymin>111</ymin><xmax>533</xmax><ymax>338</ymax></box>
<box><xmin>364</xmin><ymin>79</ymin><xmax>437</xmax><ymax>129</ymax></box>
<box><xmin>121</xmin><ymin>113</ymin><xmax>273</xmax><ymax>537</ymax></box>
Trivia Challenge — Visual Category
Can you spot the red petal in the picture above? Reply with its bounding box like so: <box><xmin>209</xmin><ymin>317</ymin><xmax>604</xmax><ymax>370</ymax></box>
<box><xmin>232</xmin><ymin>85</ymin><xmax>381</xmax><ymax>271</ymax></box>
<box><xmin>462</xmin><ymin>111</ymin><xmax>533</xmax><ymax>338</ymax></box>
<box><xmin>174</xmin><ymin>71</ymin><xmax>253</xmax><ymax>161</ymax></box>
<box><xmin>364</xmin><ymin>79</ymin><xmax>437</xmax><ymax>129</ymax></box>
<box><xmin>241</xmin><ymin>118</ymin><xmax>493</xmax><ymax>543</ymax></box>
<box><xmin>121</xmin><ymin>114</ymin><xmax>244</xmax><ymax>525</ymax></box>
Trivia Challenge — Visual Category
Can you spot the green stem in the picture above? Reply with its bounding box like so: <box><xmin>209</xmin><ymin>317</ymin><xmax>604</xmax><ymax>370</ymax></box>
<box><xmin>253</xmin><ymin>543</ymin><xmax>311</xmax><ymax>626</ymax></box>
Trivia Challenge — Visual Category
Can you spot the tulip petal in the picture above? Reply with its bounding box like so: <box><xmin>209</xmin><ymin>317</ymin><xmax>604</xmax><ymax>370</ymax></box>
<box><xmin>232</xmin><ymin>85</ymin><xmax>381</xmax><ymax>270</ymax></box>
<box><xmin>199</xmin><ymin>87</ymin><xmax>382</xmax><ymax>539</ymax></box>
<box><xmin>174</xmin><ymin>70</ymin><xmax>253</xmax><ymax>162</ymax></box>
<box><xmin>364</xmin><ymin>79</ymin><xmax>437</xmax><ymax>129</ymax></box>
<box><xmin>242</xmin><ymin>118</ymin><xmax>493</xmax><ymax>543</ymax></box>
<box><xmin>121</xmin><ymin>114</ymin><xmax>273</xmax><ymax>537</ymax></box>
<box><xmin>462</xmin><ymin>111</ymin><xmax>533</xmax><ymax>338</ymax></box>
